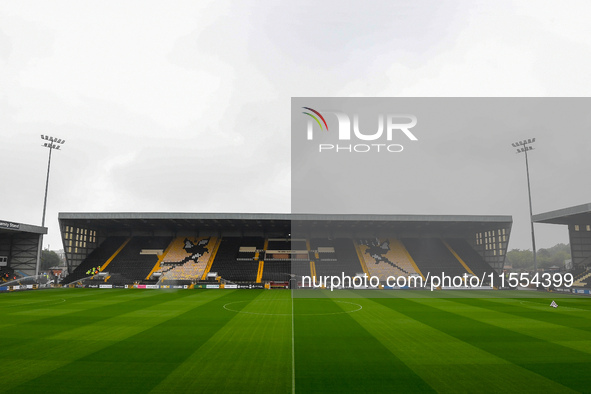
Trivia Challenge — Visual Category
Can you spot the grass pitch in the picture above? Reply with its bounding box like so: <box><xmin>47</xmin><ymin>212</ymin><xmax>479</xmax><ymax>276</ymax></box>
<box><xmin>1</xmin><ymin>289</ymin><xmax>590</xmax><ymax>393</ymax></box>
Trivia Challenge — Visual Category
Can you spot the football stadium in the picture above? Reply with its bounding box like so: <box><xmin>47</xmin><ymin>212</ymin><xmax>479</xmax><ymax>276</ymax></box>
<box><xmin>1</xmin><ymin>208</ymin><xmax>591</xmax><ymax>392</ymax></box>
<box><xmin>3</xmin><ymin>3</ymin><xmax>591</xmax><ymax>393</ymax></box>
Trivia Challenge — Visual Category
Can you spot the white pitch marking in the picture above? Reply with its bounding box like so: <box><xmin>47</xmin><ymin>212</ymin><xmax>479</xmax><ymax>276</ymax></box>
<box><xmin>222</xmin><ymin>299</ymin><xmax>363</xmax><ymax>316</ymax></box>
<box><xmin>518</xmin><ymin>300</ymin><xmax>590</xmax><ymax>312</ymax></box>
<box><xmin>292</xmin><ymin>289</ymin><xmax>295</xmax><ymax>394</ymax></box>
<box><xmin>0</xmin><ymin>298</ymin><xmax>67</xmax><ymax>308</ymax></box>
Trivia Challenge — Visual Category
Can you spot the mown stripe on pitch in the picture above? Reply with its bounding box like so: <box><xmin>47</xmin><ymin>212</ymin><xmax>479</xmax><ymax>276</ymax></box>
<box><xmin>0</xmin><ymin>289</ymin><xmax>187</xmax><ymax>391</ymax></box>
<box><xmin>0</xmin><ymin>289</ymin><xmax>173</xmax><ymax>356</ymax></box>
<box><xmin>453</xmin><ymin>297</ymin><xmax>591</xmax><ymax>336</ymax></box>
<box><xmin>294</xmin><ymin>297</ymin><xmax>434</xmax><ymax>393</ymax></box>
<box><xmin>434</xmin><ymin>297</ymin><xmax>591</xmax><ymax>360</ymax></box>
<box><xmin>0</xmin><ymin>289</ymin><xmax>166</xmax><ymax>332</ymax></box>
<box><xmin>501</xmin><ymin>297</ymin><xmax>591</xmax><ymax>314</ymax></box>
<box><xmin>376</xmin><ymin>298</ymin><xmax>591</xmax><ymax>393</ymax></box>
<box><xmin>344</xmin><ymin>298</ymin><xmax>574</xmax><ymax>393</ymax></box>
<box><xmin>3</xmin><ymin>290</ymin><xmax>238</xmax><ymax>393</ymax></box>
<box><xmin>9</xmin><ymin>290</ymin><xmax>259</xmax><ymax>394</ymax></box>
<box><xmin>151</xmin><ymin>289</ymin><xmax>293</xmax><ymax>393</ymax></box>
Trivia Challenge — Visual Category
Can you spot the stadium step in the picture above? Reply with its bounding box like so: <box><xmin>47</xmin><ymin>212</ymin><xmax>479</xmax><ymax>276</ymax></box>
<box><xmin>574</xmin><ymin>272</ymin><xmax>591</xmax><ymax>287</ymax></box>
<box><xmin>442</xmin><ymin>240</ymin><xmax>476</xmax><ymax>276</ymax></box>
<box><xmin>358</xmin><ymin>238</ymin><xmax>423</xmax><ymax>281</ymax></box>
<box><xmin>397</xmin><ymin>239</ymin><xmax>425</xmax><ymax>280</ymax></box>
<box><xmin>100</xmin><ymin>238</ymin><xmax>131</xmax><ymax>272</ymax></box>
<box><xmin>310</xmin><ymin>261</ymin><xmax>317</xmax><ymax>279</ymax></box>
<box><xmin>200</xmin><ymin>237</ymin><xmax>222</xmax><ymax>280</ymax></box>
<box><xmin>145</xmin><ymin>238</ymin><xmax>176</xmax><ymax>280</ymax></box>
<box><xmin>256</xmin><ymin>261</ymin><xmax>264</xmax><ymax>283</ymax></box>
<box><xmin>353</xmin><ymin>240</ymin><xmax>371</xmax><ymax>277</ymax></box>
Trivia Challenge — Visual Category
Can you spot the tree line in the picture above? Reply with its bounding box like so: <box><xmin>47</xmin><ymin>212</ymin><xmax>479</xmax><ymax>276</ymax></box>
<box><xmin>505</xmin><ymin>243</ymin><xmax>570</xmax><ymax>270</ymax></box>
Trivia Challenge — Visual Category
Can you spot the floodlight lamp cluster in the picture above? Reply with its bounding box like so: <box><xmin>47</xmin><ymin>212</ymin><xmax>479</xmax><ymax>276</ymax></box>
<box><xmin>516</xmin><ymin>146</ymin><xmax>534</xmax><ymax>153</ymax></box>
<box><xmin>40</xmin><ymin>135</ymin><xmax>65</xmax><ymax>150</ymax></box>
<box><xmin>512</xmin><ymin>138</ymin><xmax>535</xmax><ymax>153</ymax></box>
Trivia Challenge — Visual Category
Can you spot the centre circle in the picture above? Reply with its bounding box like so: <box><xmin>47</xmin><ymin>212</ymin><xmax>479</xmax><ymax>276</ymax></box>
<box><xmin>223</xmin><ymin>299</ymin><xmax>363</xmax><ymax>316</ymax></box>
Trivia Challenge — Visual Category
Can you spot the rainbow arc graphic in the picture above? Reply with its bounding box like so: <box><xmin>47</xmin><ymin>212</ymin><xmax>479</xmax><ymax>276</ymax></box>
<box><xmin>302</xmin><ymin>107</ymin><xmax>329</xmax><ymax>132</ymax></box>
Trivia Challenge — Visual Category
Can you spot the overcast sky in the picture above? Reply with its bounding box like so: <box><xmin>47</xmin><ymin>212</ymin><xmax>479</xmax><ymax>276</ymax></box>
<box><xmin>1</xmin><ymin>0</ymin><xmax>590</xmax><ymax>252</ymax></box>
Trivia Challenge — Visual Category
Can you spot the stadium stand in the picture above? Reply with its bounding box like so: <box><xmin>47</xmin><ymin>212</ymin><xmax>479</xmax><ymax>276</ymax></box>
<box><xmin>316</xmin><ymin>247</ymin><xmax>336</xmax><ymax>262</ymax></box>
<box><xmin>61</xmin><ymin>236</ymin><xmax>127</xmax><ymax>284</ymax></box>
<box><xmin>401</xmin><ymin>238</ymin><xmax>468</xmax><ymax>278</ymax></box>
<box><xmin>0</xmin><ymin>266</ymin><xmax>15</xmax><ymax>282</ymax></box>
<box><xmin>58</xmin><ymin>213</ymin><xmax>512</xmax><ymax>286</ymax></box>
<box><xmin>260</xmin><ymin>238</ymin><xmax>307</xmax><ymax>282</ymax></box>
<box><xmin>209</xmin><ymin>237</ymin><xmax>262</xmax><ymax>282</ymax></box>
<box><xmin>267</xmin><ymin>239</ymin><xmax>292</xmax><ymax>251</ymax></box>
<box><xmin>573</xmin><ymin>271</ymin><xmax>591</xmax><ymax>287</ymax></box>
<box><xmin>313</xmin><ymin>238</ymin><xmax>365</xmax><ymax>278</ymax></box>
<box><xmin>261</xmin><ymin>261</ymin><xmax>291</xmax><ymax>282</ymax></box>
<box><xmin>291</xmin><ymin>261</ymin><xmax>312</xmax><ymax>280</ymax></box>
<box><xmin>357</xmin><ymin>238</ymin><xmax>421</xmax><ymax>281</ymax></box>
<box><xmin>57</xmin><ymin>235</ymin><xmax>503</xmax><ymax>286</ymax></box>
<box><xmin>104</xmin><ymin>236</ymin><xmax>172</xmax><ymax>285</ymax></box>
<box><xmin>155</xmin><ymin>236</ymin><xmax>219</xmax><ymax>283</ymax></box>
<box><xmin>444</xmin><ymin>238</ymin><xmax>496</xmax><ymax>278</ymax></box>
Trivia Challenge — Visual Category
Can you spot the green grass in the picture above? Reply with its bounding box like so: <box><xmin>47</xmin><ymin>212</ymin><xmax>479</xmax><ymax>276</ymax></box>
<box><xmin>1</xmin><ymin>289</ymin><xmax>590</xmax><ymax>393</ymax></box>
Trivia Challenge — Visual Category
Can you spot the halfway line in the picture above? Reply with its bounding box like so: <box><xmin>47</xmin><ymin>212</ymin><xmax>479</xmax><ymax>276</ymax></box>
<box><xmin>291</xmin><ymin>288</ymin><xmax>295</xmax><ymax>394</ymax></box>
